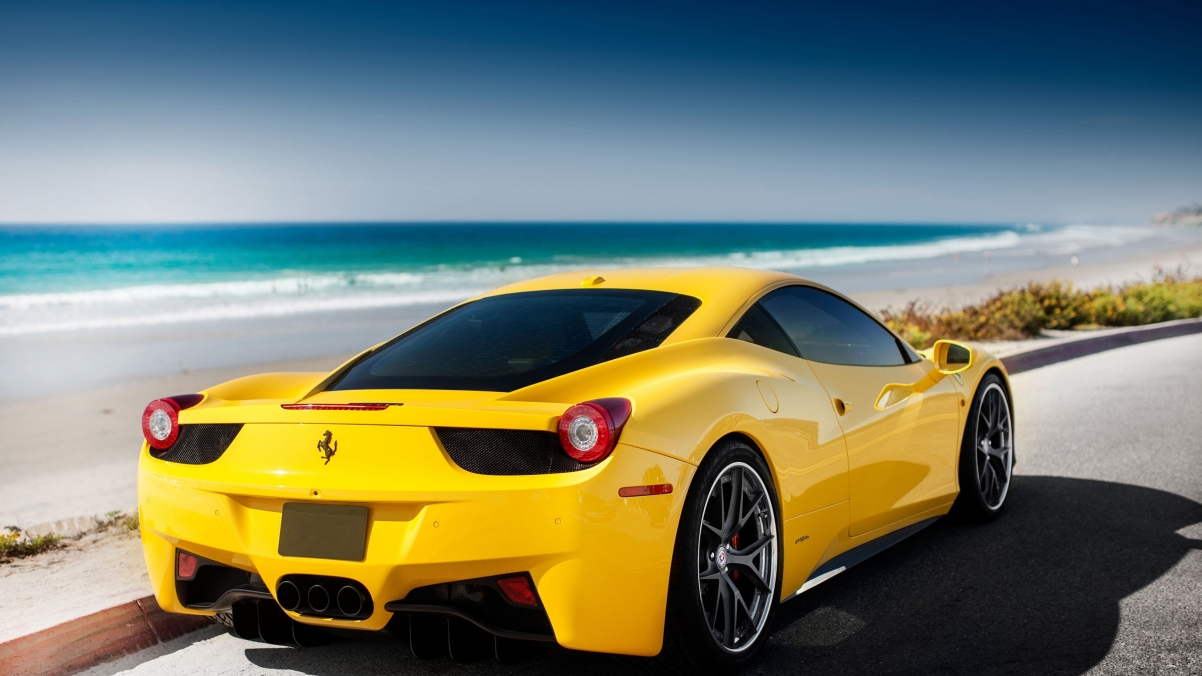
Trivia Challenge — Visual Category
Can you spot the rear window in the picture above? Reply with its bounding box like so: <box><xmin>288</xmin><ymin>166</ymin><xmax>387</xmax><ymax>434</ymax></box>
<box><xmin>329</xmin><ymin>289</ymin><xmax>700</xmax><ymax>392</ymax></box>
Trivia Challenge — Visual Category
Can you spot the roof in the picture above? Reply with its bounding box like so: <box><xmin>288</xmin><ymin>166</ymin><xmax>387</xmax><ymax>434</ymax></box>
<box><xmin>478</xmin><ymin>266</ymin><xmax>814</xmax><ymax>342</ymax></box>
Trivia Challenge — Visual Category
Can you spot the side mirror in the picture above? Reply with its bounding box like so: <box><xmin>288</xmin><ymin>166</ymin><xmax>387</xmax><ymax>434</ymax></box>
<box><xmin>932</xmin><ymin>340</ymin><xmax>973</xmax><ymax>374</ymax></box>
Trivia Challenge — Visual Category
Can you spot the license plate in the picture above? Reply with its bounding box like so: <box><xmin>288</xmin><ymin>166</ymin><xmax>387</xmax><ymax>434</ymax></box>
<box><xmin>278</xmin><ymin>503</ymin><xmax>369</xmax><ymax>561</ymax></box>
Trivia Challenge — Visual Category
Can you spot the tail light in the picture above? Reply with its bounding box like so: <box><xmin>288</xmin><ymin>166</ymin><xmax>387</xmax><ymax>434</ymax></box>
<box><xmin>176</xmin><ymin>550</ymin><xmax>199</xmax><ymax>579</ymax></box>
<box><xmin>141</xmin><ymin>394</ymin><xmax>204</xmax><ymax>450</ymax></box>
<box><xmin>557</xmin><ymin>397</ymin><xmax>631</xmax><ymax>463</ymax></box>
<box><xmin>496</xmin><ymin>575</ymin><xmax>539</xmax><ymax>606</ymax></box>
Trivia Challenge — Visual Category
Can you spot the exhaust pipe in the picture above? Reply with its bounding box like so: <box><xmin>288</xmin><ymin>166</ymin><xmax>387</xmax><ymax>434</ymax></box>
<box><xmin>307</xmin><ymin>585</ymin><xmax>330</xmax><ymax>613</ymax></box>
<box><xmin>276</xmin><ymin>574</ymin><xmax>372</xmax><ymax>618</ymax></box>
<box><xmin>337</xmin><ymin>585</ymin><xmax>364</xmax><ymax>617</ymax></box>
<box><xmin>276</xmin><ymin>581</ymin><xmax>301</xmax><ymax>611</ymax></box>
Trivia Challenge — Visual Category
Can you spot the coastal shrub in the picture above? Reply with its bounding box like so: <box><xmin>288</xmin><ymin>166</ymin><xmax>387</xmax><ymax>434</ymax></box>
<box><xmin>881</xmin><ymin>276</ymin><xmax>1202</xmax><ymax>349</ymax></box>
<box><xmin>0</xmin><ymin>529</ymin><xmax>62</xmax><ymax>563</ymax></box>
<box><xmin>1085</xmin><ymin>279</ymin><xmax>1202</xmax><ymax>326</ymax></box>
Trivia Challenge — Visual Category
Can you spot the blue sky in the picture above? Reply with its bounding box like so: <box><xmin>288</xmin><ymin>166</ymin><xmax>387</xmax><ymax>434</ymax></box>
<box><xmin>1</xmin><ymin>0</ymin><xmax>1199</xmax><ymax>224</ymax></box>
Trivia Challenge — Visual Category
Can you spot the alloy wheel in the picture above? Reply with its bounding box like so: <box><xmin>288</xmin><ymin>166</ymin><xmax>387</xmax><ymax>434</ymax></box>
<box><xmin>696</xmin><ymin>462</ymin><xmax>777</xmax><ymax>653</ymax></box>
<box><xmin>975</xmin><ymin>383</ymin><xmax>1013</xmax><ymax>509</ymax></box>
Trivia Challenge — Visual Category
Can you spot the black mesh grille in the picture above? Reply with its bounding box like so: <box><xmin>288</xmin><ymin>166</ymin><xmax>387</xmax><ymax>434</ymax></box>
<box><xmin>152</xmin><ymin>424</ymin><xmax>243</xmax><ymax>465</ymax></box>
<box><xmin>436</xmin><ymin>428</ymin><xmax>590</xmax><ymax>475</ymax></box>
<box><xmin>403</xmin><ymin>579</ymin><xmax>554</xmax><ymax>636</ymax></box>
<box><xmin>598</xmin><ymin>294</ymin><xmax>702</xmax><ymax>363</ymax></box>
<box><xmin>178</xmin><ymin>564</ymin><xmax>254</xmax><ymax>608</ymax></box>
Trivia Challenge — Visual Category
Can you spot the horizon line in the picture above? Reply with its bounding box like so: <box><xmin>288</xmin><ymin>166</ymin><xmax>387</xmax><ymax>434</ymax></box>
<box><xmin>0</xmin><ymin>219</ymin><xmax>1091</xmax><ymax>228</ymax></box>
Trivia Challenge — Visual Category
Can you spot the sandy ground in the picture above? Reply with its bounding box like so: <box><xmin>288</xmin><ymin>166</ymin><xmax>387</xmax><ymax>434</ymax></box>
<box><xmin>0</xmin><ymin>354</ymin><xmax>354</xmax><ymax>528</ymax></box>
<box><xmin>0</xmin><ymin>523</ymin><xmax>148</xmax><ymax>643</ymax></box>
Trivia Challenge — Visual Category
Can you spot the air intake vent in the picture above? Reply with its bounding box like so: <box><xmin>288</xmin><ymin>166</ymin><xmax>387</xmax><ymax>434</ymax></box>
<box><xmin>435</xmin><ymin>428</ymin><xmax>590</xmax><ymax>475</ymax></box>
<box><xmin>179</xmin><ymin>564</ymin><xmax>255</xmax><ymax>608</ymax></box>
<box><xmin>152</xmin><ymin>424</ymin><xmax>243</xmax><ymax>465</ymax></box>
<box><xmin>395</xmin><ymin>576</ymin><xmax>554</xmax><ymax>638</ymax></box>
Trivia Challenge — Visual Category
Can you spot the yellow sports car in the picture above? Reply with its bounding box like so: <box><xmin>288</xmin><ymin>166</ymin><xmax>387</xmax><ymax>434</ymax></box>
<box><xmin>138</xmin><ymin>267</ymin><xmax>1013</xmax><ymax>671</ymax></box>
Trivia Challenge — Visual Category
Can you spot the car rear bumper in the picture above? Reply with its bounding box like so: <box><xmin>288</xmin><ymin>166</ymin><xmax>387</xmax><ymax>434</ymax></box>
<box><xmin>137</xmin><ymin>428</ymin><xmax>693</xmax><ymax>656</ymax></box>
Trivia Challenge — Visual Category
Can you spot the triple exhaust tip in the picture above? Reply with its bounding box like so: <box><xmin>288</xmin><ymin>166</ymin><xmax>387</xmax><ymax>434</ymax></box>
<box><xmin>276</xmin><ymin>580</ymin><xmax>364</xmax><ymax>617</ymax></box>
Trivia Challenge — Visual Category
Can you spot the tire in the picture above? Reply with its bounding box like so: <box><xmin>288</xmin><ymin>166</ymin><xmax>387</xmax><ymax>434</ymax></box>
<box><xmin>658</xmin><ymin>438</ymin><xmax>783</xmax><ymax>674</ymax></box>
<box><xmin>951</xmin><ymin>373</ymin><xmax>1015</xmax><ymax>521</ymax></box>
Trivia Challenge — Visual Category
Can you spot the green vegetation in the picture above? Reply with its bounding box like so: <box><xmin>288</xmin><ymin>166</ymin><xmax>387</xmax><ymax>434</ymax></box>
<box><xmin>99</xmin><ymin>510</ymin><xmax>140</xmax><ymax>532</ymax></box>
<box><xmin>882</xmin><ymin>276</ymin><xmax>1202</xmax><ymax>349</ymax></box>
<box><xmin>0</xmin><ymin>529</ymin><xmax>62</xmax><ymax>563</ymax></box>
<box><xmin>0</xmin><ymin>510</ymin><xmax>140</xmax><ymax>564</ymax></box>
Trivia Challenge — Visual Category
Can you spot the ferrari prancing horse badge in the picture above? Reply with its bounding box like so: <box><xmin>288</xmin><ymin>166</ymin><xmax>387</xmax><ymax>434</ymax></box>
<box><xmin>317</xmin><ymin>430</ymin><xmax>337</xmax><ymax>464</ymax></box>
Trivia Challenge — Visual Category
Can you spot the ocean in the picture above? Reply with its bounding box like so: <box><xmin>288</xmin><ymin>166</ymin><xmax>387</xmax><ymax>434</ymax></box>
<box><xmin>0</xmin><ymin>222</ymin><xmax>1159</xmax><ymax>338</ymax></box>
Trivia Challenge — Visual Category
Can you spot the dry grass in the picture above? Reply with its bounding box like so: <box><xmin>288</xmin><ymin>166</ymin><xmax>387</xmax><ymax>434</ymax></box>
<box><xmin>0</xmin><ymin>529</ymin><xmax>63</xmax><ymax>563</ymax></box>
<box><xmin>0</xmin><ymin>510</ymin><xmax>139</xmax><ymax>564</ymax></box>
<box><xmin>882</xmin><ymin>276</ymin><xmax>1202</xmax><ymax>349</ymax></box>
<box><xmin>98</xmin><ymin>510</ymin><xmax>140</xmax><ymax>533</ymax></box>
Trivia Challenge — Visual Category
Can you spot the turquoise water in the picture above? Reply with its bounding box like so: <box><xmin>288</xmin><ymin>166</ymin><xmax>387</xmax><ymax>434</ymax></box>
<box><xmin>2</xmin><ymin>221</ymin><xmax>1163</xmax><ymax>337</ymax></box>
<box><xmin>0</xmin><ymin>222</ymin><xmax>1020</xmax><ymax>295</ymax></box>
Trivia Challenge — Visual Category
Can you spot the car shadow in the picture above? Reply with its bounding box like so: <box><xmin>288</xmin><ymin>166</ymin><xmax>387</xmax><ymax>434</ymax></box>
<box><xmin>239</xmin><ymin>476</ymin><xmax>1202</xmax><ymax>675</ymax></box>
<box><xmin>760</xmin><ymin>475</ymin><xmax>1202</xmax><ymax>675</ymax></box>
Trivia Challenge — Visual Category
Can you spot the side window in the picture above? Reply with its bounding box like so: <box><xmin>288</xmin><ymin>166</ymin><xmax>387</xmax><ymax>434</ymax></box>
<box><xmin>758</xmin><ymin>286</ymin><xmax>907</xmax><ymax>367</ymax></box>
<box><xmin>728</xmin><ymin>304</ymin><xmax>799</xmax><ymax>357</ymax></box>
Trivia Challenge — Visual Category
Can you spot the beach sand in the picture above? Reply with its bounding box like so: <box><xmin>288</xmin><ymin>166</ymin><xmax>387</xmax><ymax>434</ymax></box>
<box><xmin>849</xmin><ymin>239</ymin><xmax>1202</xmax><ymax>311</ymax></box>
<box><xmin>2</xmin><ymin>236</ymin><xmax>1200</xmax><ymax>528</ymax></box>
<box><xmin>0</xmin><ymin>354</ymin><xmax>353</xmax><ymax>527</ymax></box>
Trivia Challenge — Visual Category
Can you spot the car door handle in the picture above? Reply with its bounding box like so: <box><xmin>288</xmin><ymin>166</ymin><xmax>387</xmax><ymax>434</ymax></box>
<box><xmin>833</xmin><ymin>398</ymin><xmax>850</xmax><ymax>416</ymax></box>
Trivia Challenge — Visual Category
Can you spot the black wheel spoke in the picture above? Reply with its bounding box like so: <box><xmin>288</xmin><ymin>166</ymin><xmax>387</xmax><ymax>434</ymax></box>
<box><xmin>722</xmin><ymin>468</ymin><xmax>743</xmax><ymax>538</ymax></box>
<box><xmin>729</xmin><ymin>533</ymin><xmax>773</xmax><ymax>563</ymax></box>
<box><xmin>724</xmin><ymin>570</ymin><xmax>753</xmax><ymax>636</ymax></box>
<box><xmin>720</xmin><ymin>575</ymin><xmax>735</xmax><ymax>647</ymax></box>
<box><xmin>730</xmin><ymin>561</ymin><xmax>772</xmax><ymax>593</ymax></box>
<box><xmin>734</xmin><ymin>489</ymin><xmax>765</xmax><ymax>533</ymax></box>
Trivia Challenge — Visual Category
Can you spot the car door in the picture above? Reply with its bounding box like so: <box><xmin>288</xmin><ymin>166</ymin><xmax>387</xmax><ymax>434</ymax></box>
<box><xmin>726</xmin><ymin>303</ymin><xmax>849</xmax><ymax>519</ymax></box>
<box><xmin>756</xmin><ymin>286</ymin><xmax>961</xmax><ymax>537</ymax></box>
<box><xmin>726</xmin><ymin>301</ymin><xmax>852</xmax><ymax>596</ymax></box>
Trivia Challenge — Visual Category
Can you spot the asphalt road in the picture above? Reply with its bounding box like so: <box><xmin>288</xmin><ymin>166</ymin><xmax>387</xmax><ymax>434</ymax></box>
<box><xmin>84</xmin><ymin>333</ymin><xmax>1202</xmax><ymax>676</ymax></box>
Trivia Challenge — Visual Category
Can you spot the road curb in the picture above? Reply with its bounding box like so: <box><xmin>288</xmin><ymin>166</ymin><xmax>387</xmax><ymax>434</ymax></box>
<box><xmin>0</xmin><ymin>596</ymin><xmax>209</xmax><ymax>676</ymax></box>
<box><xmin>1001</xmin><ymin>317</ymin><xmax>1202</xmax><ymax>374</ymax></box>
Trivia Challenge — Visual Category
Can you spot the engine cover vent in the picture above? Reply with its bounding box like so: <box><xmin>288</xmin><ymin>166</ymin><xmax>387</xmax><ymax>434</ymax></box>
<box><xmin>435</xmin><ymin>428</ymin><xmax>591</xmax><ymax>475</ymax></box>
<box><xmin>152</xmin><ymin>424</ymin><xmax>243</xmax><ymax>465</ymax></box>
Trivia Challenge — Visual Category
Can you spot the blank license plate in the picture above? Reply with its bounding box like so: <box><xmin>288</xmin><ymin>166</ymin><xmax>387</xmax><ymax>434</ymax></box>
<box><xmin>278</xmin><ymin>503</ymin><xmax>368</xmax><ymax>561</ymax></box>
